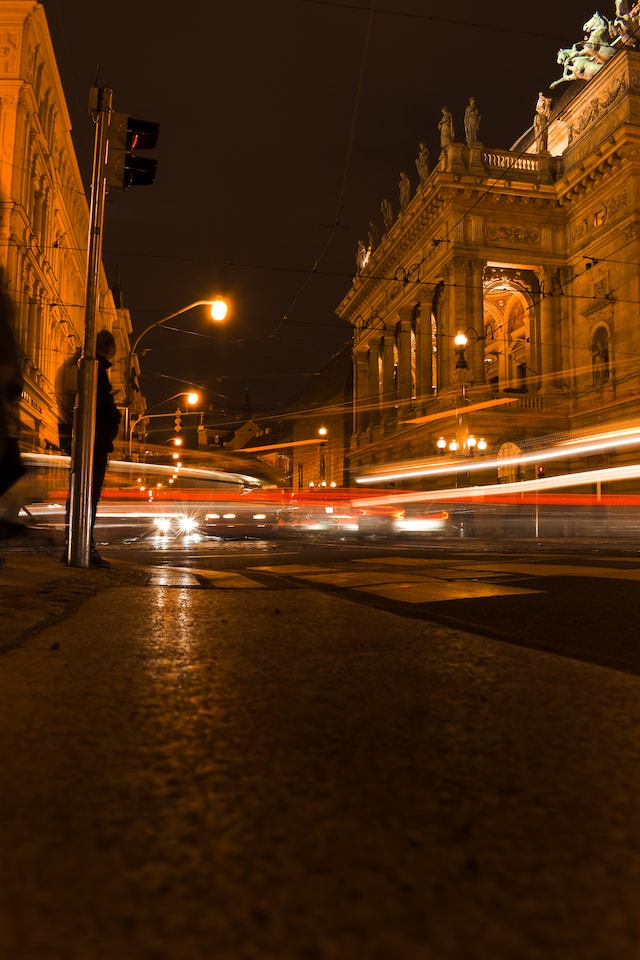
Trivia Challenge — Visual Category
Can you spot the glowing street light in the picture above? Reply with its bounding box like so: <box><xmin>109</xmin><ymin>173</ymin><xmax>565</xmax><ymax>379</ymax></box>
<box><xmin>209</xmin><ymin>297</ymin><xmax>228</xmax><ymax>322</ymax></box>
<box><xmin>128</xmin><ymin>389</ymin><xmax>201</xmax><ymax>459</ymax></box>
<box><xmin>124</xmin><ymin>297</ymin><xmax>229</xmax><ymax>437</ymax></box>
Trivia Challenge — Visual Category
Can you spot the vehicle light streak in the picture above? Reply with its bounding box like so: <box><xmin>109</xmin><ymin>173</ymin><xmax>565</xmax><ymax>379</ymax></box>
<box><xmin>355</xmin><ymin>431</ymin><xmax>640</xmax><ymax>485</ymax></box>
<box><xmin>352</xmin><ymin>463</ymin><xmax>640</xmax><ymax>509</ymax></box>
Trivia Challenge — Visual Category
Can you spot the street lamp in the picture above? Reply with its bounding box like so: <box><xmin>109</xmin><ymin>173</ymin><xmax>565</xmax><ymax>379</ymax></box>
<box><xmin>124</xmin><ymin>298</ymin><xmax>228</xmax><ymax>438</ymax></box>
<box><xmin>454</xmin><ymin>331</ymin><xmax>469</xmax><ymax>361</ymax></box>
<box><xmin>128</xmin><ymin>389</ymin><xmax>201</xmax><ymax>460</ymax></box>
<box><xmin>318</xmin><ymin>426</ymin><xmax>328</xmax><ymax>484</ymax></box>
<box><xmin>436</xmin><ymin>434</ymin><xmax>487</xmax><ymax>456</ymax></box>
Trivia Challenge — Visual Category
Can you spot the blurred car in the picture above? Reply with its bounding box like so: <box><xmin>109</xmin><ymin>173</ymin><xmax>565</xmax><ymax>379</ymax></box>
<box><xmin>392</xmin><ymin>507</ymin><xmax>451</xmax><ymax>535</ymax></box>
<box><xmin>204</xmin><ymin>502</ymin><xmax>279</xmax><ymax>539</ymax></box>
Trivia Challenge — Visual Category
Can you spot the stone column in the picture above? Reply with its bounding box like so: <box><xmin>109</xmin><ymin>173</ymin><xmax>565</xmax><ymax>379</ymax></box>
<box><xmin>466</xmin><ymin>259</ymin><xmax>486</xmax><ymax>385</ymax></box>
<box><xmin>414</xmin><ymin>298</ymin><xmax>431</xmax><ymax>405</ymax></box>
<box><xmin>34</xmin><ymin>291</ymin><xmax>45</xmax><ymax>376</ymax></box>
<box><xmin>442</xmin><ymin>259</ymin><xmax>470</xmax><ymax>391</ymax></box>
<box><xmin>538</xmin><ymin>266</ymin><xmax>562</xmax><ymax>390</ymax></box>
<box><xmin>368</xmin><ymin>337</ymin><xmax>381</xmax><ymax>428</ymax></box>
<box><xmin>353</xmin><ymin>352</ymin><xmax>369</xmax><ymax>435</ymax></box>
<box><xmin>382</xmin><ymin>332</ymin><xmax>396</xmax><ymax>422</ymax></box>
<box><xmin>27</xmin><ymin>290</ymin><xmax>38</xmax><ymax>367</ymax></box>
<box><xmin>396</xmin><ymin>309</ymin><xmax>413</xmax><ymax>417</ymax></box>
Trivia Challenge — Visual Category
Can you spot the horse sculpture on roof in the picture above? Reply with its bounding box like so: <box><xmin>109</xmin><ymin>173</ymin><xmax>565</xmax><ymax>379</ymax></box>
<box><xmin>550</xmin><ymin>8</ymin><xmax>623</xmax><ymax>87</ymax></box>
<box><xmin>582</xmin><ymin>11</ymin><xmax>617</xmax><ymax>60</ymax></box>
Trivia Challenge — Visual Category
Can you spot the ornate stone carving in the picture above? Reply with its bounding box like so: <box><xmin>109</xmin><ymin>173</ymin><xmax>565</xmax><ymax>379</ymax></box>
<box><xmin>609</xmin><ymin>190</ymin><xmax>628</xmax><ymax>215</ymax></box>
<box><xmin>571</xmin><ymin>219</ymin><xmax>588</xmax><ymax>242</ymax></box>
<box><xmin>568</xmin><ymin>76</ymin><xmax>628</xmax><ymax>144</ymax></box>
<box><xmin>485</xmin><ymin>224</ymin><xmax>541</xmax><ymax>246</ymax></box>
<box><xmin>625</xmin><ymin>221</ymin><xmax>640</xmax><ymax>242</ymax></box>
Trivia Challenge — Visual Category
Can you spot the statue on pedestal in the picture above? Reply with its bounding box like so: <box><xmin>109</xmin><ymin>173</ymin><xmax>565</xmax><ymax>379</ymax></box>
<box><xmin>464</xmin><ymin>97</ymin><xmax>481</xmax><ymax>145</ymax></box>
<box><xmin>438</xmin><ymin>106</ymin><xmax>454</xmax><ymax>148</ymax></box>
<box><xmin>380</xmin><ymin>198</ymin><xmax>394</xmax><ymax>232</ymax></box>
<box><xmin>399</xmin><ymin>171</ymin><xmax>411</xmax><ymax>212</ymax></box>
<box><xmin>533</xmin><ymin>92</ymin><xmax>552</xmax><ymax>152</ymax></box>
<box><xmin>415</xmin><ymin>142</ymin><xmax>429</xmax><ymax>183</ymax></box>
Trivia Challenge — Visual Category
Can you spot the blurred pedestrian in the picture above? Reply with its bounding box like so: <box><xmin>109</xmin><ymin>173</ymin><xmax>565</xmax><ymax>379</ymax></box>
<box><xmin>0</xmin><ymin>268</ymin><xmax>27</xmax><ymax>538</ymax></box>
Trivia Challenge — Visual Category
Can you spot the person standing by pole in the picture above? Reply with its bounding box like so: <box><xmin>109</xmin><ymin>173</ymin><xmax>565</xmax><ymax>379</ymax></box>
<box><xmin>64</xmin><ymin>328</ymin><xmax>121</xmax><ymax>568</ymax></box>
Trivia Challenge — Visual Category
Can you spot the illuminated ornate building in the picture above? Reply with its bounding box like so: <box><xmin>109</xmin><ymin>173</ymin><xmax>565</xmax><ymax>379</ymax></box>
<box><xmin>0</xmin><ymin>1</ymin><xmax>139</xmax><ymax>453</ymax></box>
<box><xmin>337</xmin><ymin>8</ymin><xmax>640</xmax><ymax>491</ymax></box>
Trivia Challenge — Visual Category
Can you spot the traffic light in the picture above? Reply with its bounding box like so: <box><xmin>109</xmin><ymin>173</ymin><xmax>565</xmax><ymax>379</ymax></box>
<box><xmin>537</xmin><ymin>465</ymin><xmax>545</xmax><ymax>479</ymax></box>
<box><xmin>107</xmin><ymin>112</ymin><xmax>159</xmax><ymax>190</ymax></box>
<box><xmin>174</xmin><ymin>411</ymin><xmax>182</xmax><ymax>433</ymax></box>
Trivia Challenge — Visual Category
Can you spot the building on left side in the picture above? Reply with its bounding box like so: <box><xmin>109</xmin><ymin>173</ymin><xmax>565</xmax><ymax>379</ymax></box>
<box><xmin>0</xmin><ymin>1</ymin><xmax>140</xmax><ymax>456</ymax></box>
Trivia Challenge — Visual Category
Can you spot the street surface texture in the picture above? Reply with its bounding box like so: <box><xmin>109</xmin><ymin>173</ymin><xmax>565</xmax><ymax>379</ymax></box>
<box><xmin>1</xmin><ymin>541</ymin><xmax>639</xmax><ymax>958</ymax></box>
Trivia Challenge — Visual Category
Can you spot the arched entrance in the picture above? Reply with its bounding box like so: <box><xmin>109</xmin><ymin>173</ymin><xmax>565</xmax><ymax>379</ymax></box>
<box><xmin>483</xmin><ymin>269</ymin><xmax>537</xmax><ymax>393</ymax></box>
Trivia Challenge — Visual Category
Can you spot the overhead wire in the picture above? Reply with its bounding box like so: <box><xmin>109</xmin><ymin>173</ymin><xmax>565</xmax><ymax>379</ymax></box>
<box><xmin>273</xmin><ymin>0</ymin><xmax>377</xmax><ymax>337</ymax></box>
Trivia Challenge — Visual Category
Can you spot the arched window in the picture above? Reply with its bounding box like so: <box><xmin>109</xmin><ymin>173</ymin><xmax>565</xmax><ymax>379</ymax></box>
<box><xmin>410</xmin><ymin>326</ymin><xmax>416</xmax><ymax>400</ymax></box>
<box><xmin>592</xmin><ymin>327</ymin><xmax>610</xmax><ymax>386</ymax></box>
<box><xmin>430</xmin><ymin>312</ymin><xmax>438</xmax><ymax>392</ymax></box>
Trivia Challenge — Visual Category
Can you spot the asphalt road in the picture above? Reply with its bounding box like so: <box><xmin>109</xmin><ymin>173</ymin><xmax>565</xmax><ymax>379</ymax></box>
<box><xmin>1</xmin><ymin>538</ymin><xmax>640</xmax><ymax>959</ymax></box>
<box><xmin>108</xmin><ymin>535</ymin><xmax>640</xmax><ymax>677</ymax></box>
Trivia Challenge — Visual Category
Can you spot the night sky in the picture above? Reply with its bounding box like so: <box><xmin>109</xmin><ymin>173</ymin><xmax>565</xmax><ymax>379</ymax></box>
<box><xmin>43</xmin><ymin>0</ymin><xmax>600</xmax><ymax>421</ymax></box>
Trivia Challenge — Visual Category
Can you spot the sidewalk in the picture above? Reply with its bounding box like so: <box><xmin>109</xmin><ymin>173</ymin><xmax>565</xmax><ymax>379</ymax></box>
<box><xmin>0</xmin><ymin>538</ymin><xmax>149</xmax><ymax>654</ymax></box>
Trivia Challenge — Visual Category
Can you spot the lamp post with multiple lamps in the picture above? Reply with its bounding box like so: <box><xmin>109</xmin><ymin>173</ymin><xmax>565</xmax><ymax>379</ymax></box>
<box><xmin>439</xmin><ymin>330</ymin><xmax>489</xmax><ymax>485</ymax></box>
<box><xmin>124</xmin><ymin>297</ymin><xmax>228</xmax><ymax>441</ymax></box>
<box><xmin>436</xmin><ymin>435</ymin><xmax>487</xmax><ymax>456</ymax></box>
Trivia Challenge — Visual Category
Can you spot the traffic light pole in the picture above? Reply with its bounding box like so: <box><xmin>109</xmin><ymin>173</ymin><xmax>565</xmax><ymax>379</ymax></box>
<box><xmin>67</xmin><ymin>87</ymin><xmax>112</xmax><ymax>567</ymax></box>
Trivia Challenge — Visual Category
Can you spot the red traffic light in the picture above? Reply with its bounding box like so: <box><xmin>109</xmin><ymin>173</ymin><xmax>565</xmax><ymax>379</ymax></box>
<box><xmin>107</xmin><ymin>113</ymin><xmax>159</xmax><ymax>190</ymax></box>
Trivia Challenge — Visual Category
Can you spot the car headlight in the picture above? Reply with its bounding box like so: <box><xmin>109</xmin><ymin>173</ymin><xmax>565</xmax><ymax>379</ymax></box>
<box><xmin>178</xmin><ymin>515</ymin><xmax>197</xmax><ymax>533</ymax></box>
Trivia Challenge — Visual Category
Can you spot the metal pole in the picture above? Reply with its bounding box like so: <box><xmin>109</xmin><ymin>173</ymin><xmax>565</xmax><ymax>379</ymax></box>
<box><xmin>67</xmin><ymin>87</ymin><xmax>112</xmax><ymax>567</ymax></box>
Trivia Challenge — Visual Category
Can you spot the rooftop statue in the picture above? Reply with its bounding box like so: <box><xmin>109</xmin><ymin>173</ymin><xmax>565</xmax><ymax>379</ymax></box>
<box><xmin>356</xmin><ymin>239</ymin><xmax>370</xmax><ymax>274</ymax></box>
<box><xmin>399</xmin><ymin>171</ymin><xmax>411</xmax><ymax>212</ymax></box>
<box><xmin>533</xmin><ymin>93</ymin><xmax>552</xmax><ymax>152</ymax></box>
<box><xmin>415</xmin><ymin>142</ymin><xmax>429</xmax><ymax>183</ymax></box>
<box><xmin>464</xmin><ymin>97</ymin><xmax>481</xmax><ymax>145</ymax></box>
<box><xmin>551</xmin><ymin>8</ymin><xmax>628</xmax><ymax>87</ymax></box>
<box><xmin>438</xmin><ymin>106</ymin><xmax>454</xmax><ymax>148</ymax></box>
<box><xmin>380</xmin><ymin>198</ymin><xmax>394</xmax><ymax>232</ymax></box>
<box><xmin>612</xmin><ymin>0</ymin><xmax>640</xmax><ymax>43</ymax></box>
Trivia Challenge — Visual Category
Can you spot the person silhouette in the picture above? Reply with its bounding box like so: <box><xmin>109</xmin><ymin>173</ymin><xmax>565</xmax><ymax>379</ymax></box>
<box><xmin>0</xmin><ymin>268</ymin><xmax>27</xmax><ymax>537</ymax></box>
<box><xmin>88</xmin><ymin>329</ymin><xmax>122</xmax><ymax>567</ymax></box>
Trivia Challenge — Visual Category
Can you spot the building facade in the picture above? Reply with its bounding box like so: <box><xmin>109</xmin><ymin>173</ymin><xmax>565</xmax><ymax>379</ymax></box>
<box><xmin>337</xmin><ymin>13</ymin><xmax>640</xmax><ymax>493</ymax></box>
<box><xmin>0</xmin><ymin>1</ymin><xmax>140</xmax><ymax>456</ymax></box>
<box><xmin>291</xmin><ymin>347</ymin><xmax>352</xmax><ymax>491</ymax></box>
